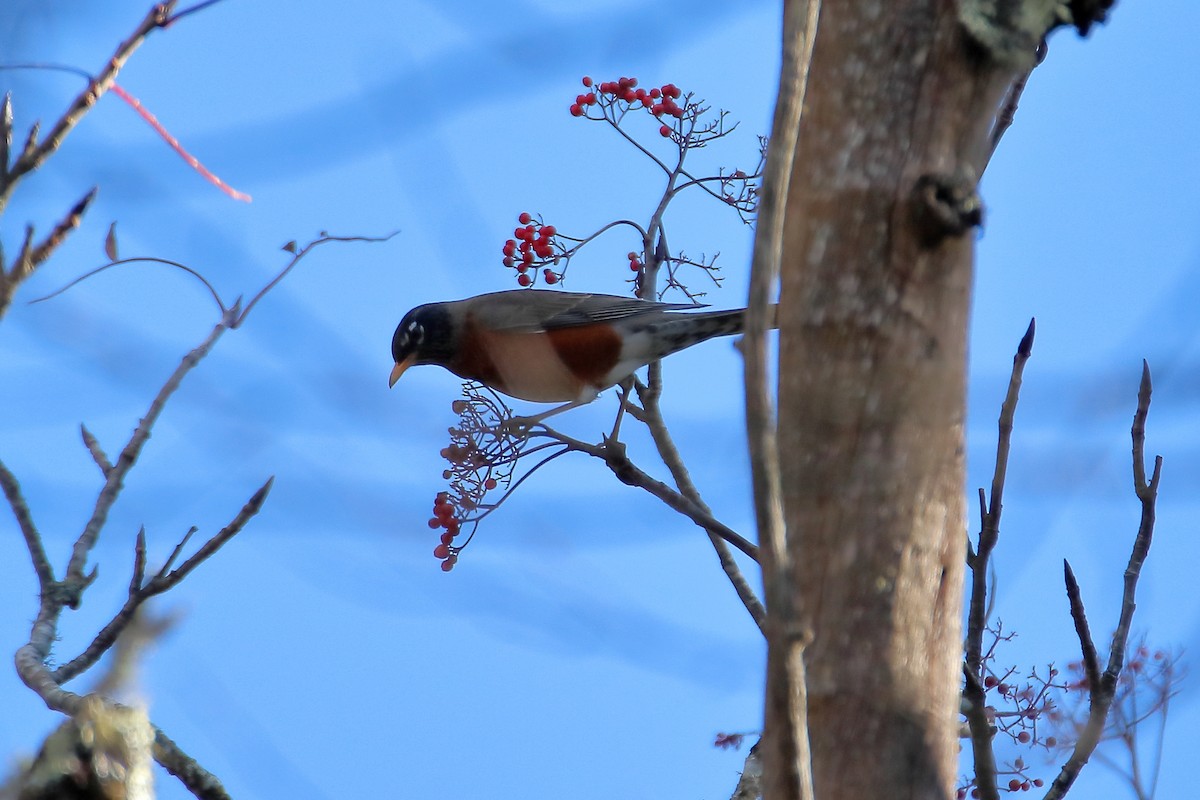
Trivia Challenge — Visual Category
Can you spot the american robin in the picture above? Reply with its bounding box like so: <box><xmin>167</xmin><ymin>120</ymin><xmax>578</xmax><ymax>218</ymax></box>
<box><xmin>390</xmin><ymin>289</ymin><xmax>768</xmax><ymax>420</ymax></box>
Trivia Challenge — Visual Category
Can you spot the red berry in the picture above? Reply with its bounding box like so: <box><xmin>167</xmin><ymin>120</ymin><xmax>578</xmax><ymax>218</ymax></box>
<box><xmin>1017</xmin><ymin>732</ymin><xmax>1030</xmax><ymax>743</ymax></box>
<box><xmin>626</xmin><ymin>251</ymin><xmax>638</xmax><ymax>260</ymax></box>
<box><xmin>1032</xmin><ymin>780</ymin><xmax>1044</xmax><ymax>788</ymax></box>
<box><xmin>1008</xmin><ymin>779</ymin><xmax>1021</xmax><ymax>792</ymax></box>
<box><xmin>622</xmin><ymin>89</ymin><xmax>637</xmax><ymax>102</ymax></box>
<box><xmin>440</xmin><ymin>532</ymin><xmax>454</xmax><ymax>545</ymax></box>
<box><xmin>1021</xmin><ymin>782</ymin><xmax>1031</xmax><ymax>792</ymax></box>
<box><xmin>427</xmin><ymin>518</ymin><xmax>440</xmax><ymax>529</ymax></box>
<box><xmin>434</xmin><ymin>544</ymin><xmax>450</xmax><ymax>559</ymax></box>
<box><xmin>484</xmin><ymin>477</ymin><xmax>498</xmax><ymax>490</ymax></box>
<box><xmin>642</xmin><ymin>97</ymin><xmax>654</xmax><ymax>108</ymax></box>
<box><xmin>440</xmin><ymin>558</ymin><xmax>456</xmax><ymax>572</ymax></box>
<box><xmin>582</xmin><ymin>76</ymin><xmax>593</xmax><ymax>87</ymax></box>
<box><xmin>569</xmin><ymin>103</ymin><xmax>583</xmax><ymax>117</ymax></box>
<box><xmin>541</xmin><ymin>225</ymin><xmax>556</xmax><ymax>236</ymax></box>
<box><xmin>1045</xmin><ymin>737</ymin><xmax>1057</xmax><ymax>747</ymax></box>
<box><xmin>576</xmin><ymin>94</ymin><xmax>587</xmax><ymax>105</ymax></box>
<box><xmin>659</xmin><ymin>125</ymin><xmax>671</xmax><ymax>137</ymax></box>
<box><xmin>649</xmin><ymin>87</ymin><xmax>661</xmax><ymax>99</ymax></box>
<box><xmin>502</xmin><ymin>257</ymin><xmax>515</xmax><ymax>267</ymax></box>
<box><xmin>516</xmin><ymin>264</ymin><xmax>528</xmax><ymax>274</ymax></box>
<box><xmin>629</xmin><ymin>261</ymin><xmax>640</xmax><ymax>272</ymax></box>
<box><xmin>522</xmin><ymin>251</ymin><xmax>534</xmax><ymax>264</ymax></box>
<box><xmin>518</xmin><ymin>212</ymin><xmax>532</xmax><ymax>224</ymax></box>
<box><xmin>984</xmin><ymin>676</ymin><xmax>998</xmax><ymax>688</ymax></box>
<box><xmin>517</xmin><ymin>274</ymin><xmax>532</xmax><ymax>287</ymax></box>
<box><xmin>544</xmin><ymin>271</ymin><xmax>558</xmax><ymax>285</ymax></box>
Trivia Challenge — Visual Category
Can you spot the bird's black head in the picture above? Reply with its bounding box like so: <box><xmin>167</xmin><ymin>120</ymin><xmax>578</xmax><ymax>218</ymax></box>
<box><xmin>389</xmin><ymin>303</ymin><xmax>455</xmax><ymax>387</ymax></box>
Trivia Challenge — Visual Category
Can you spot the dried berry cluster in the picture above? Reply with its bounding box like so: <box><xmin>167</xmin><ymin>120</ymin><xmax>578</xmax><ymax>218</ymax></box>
<box><xmin>502</xmin><ymin>212</ymin><xmax>562</xmax><ymax>288</ymax></box>
<box><xmin>426</xmin><ymin>387</ymin><xmax>520</xmax><ymax>570</ymax></box>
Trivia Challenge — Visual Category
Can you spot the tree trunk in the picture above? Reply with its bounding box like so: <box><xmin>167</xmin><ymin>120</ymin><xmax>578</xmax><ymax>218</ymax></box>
<box><xmin>762</xmin><ymin>1</ymin><xmax>1055</xmax><ymax>797</ymax></box>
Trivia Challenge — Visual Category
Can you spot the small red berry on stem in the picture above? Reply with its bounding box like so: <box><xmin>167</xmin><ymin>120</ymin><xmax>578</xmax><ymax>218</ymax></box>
<box><xmin>517</xmin><ymin>273</ymin><xmax>532</xmax><ymax>287</ymax></box>
<box><xmin>582</xmin><ymin>76</ymin><xmax>593</xmax><ymax>87</ymax></box>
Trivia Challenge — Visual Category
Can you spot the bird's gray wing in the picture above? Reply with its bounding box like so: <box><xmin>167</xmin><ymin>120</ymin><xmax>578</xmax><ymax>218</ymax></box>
<box><xmin>466</xmin><ymin>289</ymin><xmax>704</xmax><ymax>332</ymax></box>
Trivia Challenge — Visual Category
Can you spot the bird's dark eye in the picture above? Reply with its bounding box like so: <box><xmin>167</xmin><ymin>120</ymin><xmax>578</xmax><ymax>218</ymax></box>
<box><xmin>406</xmin><ymin>320</ymin><xmax>424</xmax><ymax>344</ymax></box>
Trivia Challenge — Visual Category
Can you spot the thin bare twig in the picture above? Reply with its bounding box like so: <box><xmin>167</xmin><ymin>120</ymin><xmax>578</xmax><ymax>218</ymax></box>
<box><xmin>80</xmin><ymin>424</ymin><xmax>114</xmax><ymax>477</ymax></box>
<box><xmin>987</xmin><ymin>40</ymin><xmax>1049</xmax><ymax>165</ymax></box>
<box><xmin>743</xmin><ymin>7</ymin><xmax>820</xmax><ymax>798</ymax></box>
<box><xmin>632</xmin><ymin>380</ymin><xmax>766</xmax><ymax>630</ymax></box>
<box><xmin>31</xmin><ymin>256</ymin><xmax>228</xmax><ymax>314</ymax></box>
<box><xmin>1045</xmin><ymin>362</ymin><xmax>1162</xmax><ymax>800</ymax></box>
<box><xmin>960</xmin><ymin>320</ymin><xmax>1035</xmax><ymax>800</ymax></box>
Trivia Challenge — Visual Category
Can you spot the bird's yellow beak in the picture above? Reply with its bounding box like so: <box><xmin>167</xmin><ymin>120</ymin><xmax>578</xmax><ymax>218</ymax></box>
<box><xmin>388</xmin><ymin>356</ymin><xmax>415</xmax><ymax>388</ymax></box>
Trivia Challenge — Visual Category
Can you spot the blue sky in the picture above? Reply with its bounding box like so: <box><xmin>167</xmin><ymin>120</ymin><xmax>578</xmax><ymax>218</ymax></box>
<box><xmin>1</xmin><ymin>2</ymin><xmax>1198</xmax><ymax>798</ymax></box>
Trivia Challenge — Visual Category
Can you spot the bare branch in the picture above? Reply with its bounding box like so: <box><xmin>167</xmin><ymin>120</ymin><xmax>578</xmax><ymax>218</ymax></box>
<box><xmin>130</xmin><ymin>526</ymin><xmax>147</xmax><ymax>593</ymax></box>
<box><xmin>64</xmin><ymin>319</ymin><xmax>229</xmax><ymax>599</ymax></box>
<box><xmin>962</xmin><ymin>321</ymin><xmax>1034</xmax><ymax>800</ymax></box>
<box><xmin>0</xmin><ymin>188</ymin><xmax>97</xmax><ymax>319</ymax></box>
<box><xmin>987</xmin><ymin>40</ymin><xmax>1048</xmax><ymax>164</ymax></box>
<box><xmin>149</xmin><ymin>477</ymin><xmax>272</xmax><ymax>592</ymax></box>
<box><xmin>1063</xmin><ymin>560</ymin><xmax>1102</xmax><ymax>694</ymax></box>
<box><xmin>51</xmin><ymin>480</ymin><xmax>272</xmax><ymax>686</ymax></box>
<box><xmin>1</xmin><ymin>92</ymin><xmax>12</xmax><ymax>176</ymax></box>
<box><xmin>1044</xmin><ymin>363</ymin><xmax>1162</xmax><ymax>800</ymax></box>
<box><xmin>153</xmin><ymin>725</ymin><xmax>231</xmax><ymax>800</ymax></box>
<box><xmin>234</xmin><ymin>232</ymin><xmax>396</xmax><ymax>325</ymax></box>
<box><xmin>0</xmin><ymin>1</ymin><xmax>177</xmax><ymax>211</ymax></box>
<box><xmin>0</xmin><ymin>456</ymin><xmax>54</xmax><ymax>588</ymax></box>
<box><xmin>1108</xmin><ymin>362</ymin><xmax>1160</xmax><ymax>686</ymax></box>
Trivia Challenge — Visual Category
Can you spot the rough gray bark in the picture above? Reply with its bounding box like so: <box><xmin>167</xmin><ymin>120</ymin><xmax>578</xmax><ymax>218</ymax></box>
<box><xmin>758</xmin><ymin>1</ymin><xmax>1095</xmax><ymax>797</ymax></box>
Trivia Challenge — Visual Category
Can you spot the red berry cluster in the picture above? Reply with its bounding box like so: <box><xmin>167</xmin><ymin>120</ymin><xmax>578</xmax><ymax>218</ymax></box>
<box><xmin>627</xmin><ymin>251</ymin><xmax>642</xmax><ymax>273</ymax></box>
<box><xmin>502</xmin><ymin>212</ymin><xmax>561</xmax><ymax>287</ymax></box>
<box><xmin>429</xmin><ymin>491</ymin><xmax>460</xmax><ymax>571</ymax></box>
<box><xmin>712</xmin><ymin>732</ymin><xmax>745</xmax><ymax>751</ymax></box>
<box><xmin>571</xmin><ymin>76</ymin><xmax>686</xmax><ymax>134</ymax></box>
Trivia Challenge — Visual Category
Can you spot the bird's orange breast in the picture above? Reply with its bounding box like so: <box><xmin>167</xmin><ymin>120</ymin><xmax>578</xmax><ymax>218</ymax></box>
<box><xmin>449</xmin><ymin>317</ymin><xmax>623</xmax><ymax>403</ymax></box>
